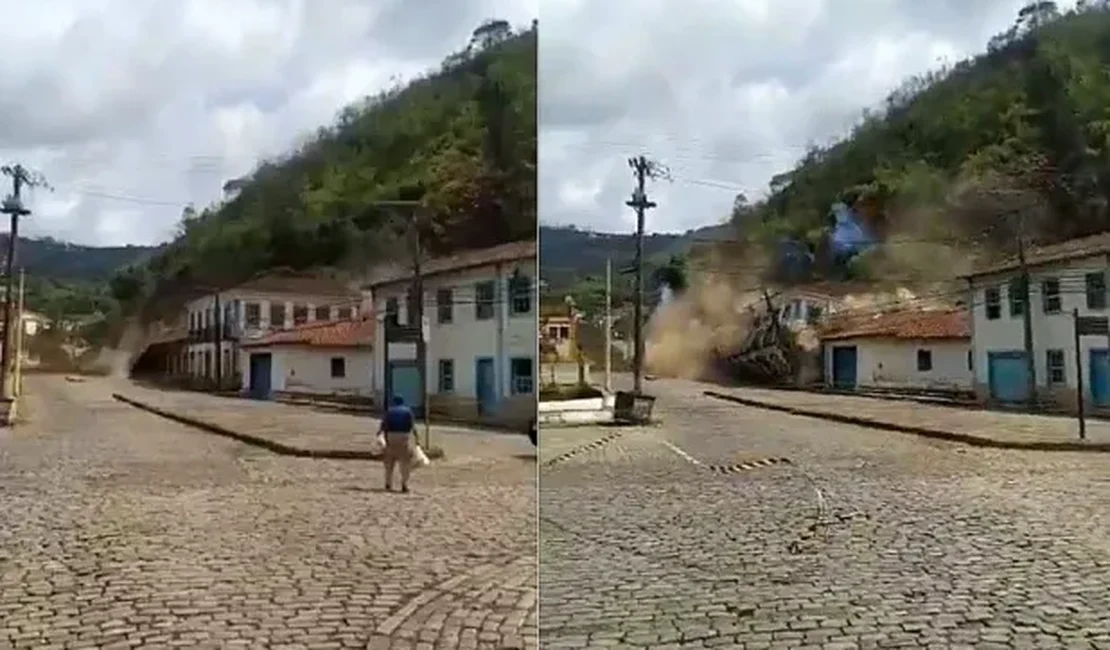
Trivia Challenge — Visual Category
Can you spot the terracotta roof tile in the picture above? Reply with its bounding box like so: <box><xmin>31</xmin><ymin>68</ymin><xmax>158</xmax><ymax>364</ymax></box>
<box><xmin>241</xmin><ymin>317</ymin><xmax>374</xmax><ymax>349</ymax></box>
<box><xmin>233</xmin><ymin>269</ymin><xmax>361</xmax><ymax>297</ymax></box>
<box><xmin>819</xmin><ymin>309</ymin><xmax>969</xmax><ymax>341</ymax></box>
<box><xmin>365</xmin><ymin>240</ymin><xmax>536</xmax><ymax>288</ymax></box>
<box><xmin>965</xmin><ymin>231</ymin><xmax>1110</xmax><ymax>278</ymax></box>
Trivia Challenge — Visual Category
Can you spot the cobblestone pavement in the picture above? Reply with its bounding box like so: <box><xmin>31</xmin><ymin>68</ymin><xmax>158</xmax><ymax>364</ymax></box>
<box><xmin>706</xmin><ymin>381</ymin><xmax>1110</xmax><ymax>446</ymax></box>
<box><xmin>118</xmin><ymin>382</ymin><xmax>528</xmax><ymax>462</ymax></box>
<box><xmin>1</xmin><ymin>375</ymin><xmax>537</xmax><ymax>649</ymax></box>
<box><xmin>540</xmin><ymin>377</ymin><xmax>1110</xmax><ymax>649</ymax></box>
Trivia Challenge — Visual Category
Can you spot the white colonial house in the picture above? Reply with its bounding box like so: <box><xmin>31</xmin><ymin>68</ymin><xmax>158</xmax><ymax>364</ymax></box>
<box><xmin>774</xmin><ymin>287</ymin><xmax>840</xmax><ymax>327</ymax></box>
<box><xmin>238</xmin><ymin>318</ymin><xmax>375</xmax><ymax>397</ymax></box>
<box><xmin>183</xmin><ymin>271</ymin><xmax>363</xmax><ymax>393</ymax></box>
<box><xmin>964</xmin><ymin>231</ymin><xmax>1110</xmax><ymax>411</ymax></box>
<box><xmin>366</xmin><ymin>240</ymin><xmax>536</xmax><ymax>426</ymax></box>
<box><xmin>820</xmin><ymin>309</ymin><xmax>972</xmax><ymax>391</ymax></box>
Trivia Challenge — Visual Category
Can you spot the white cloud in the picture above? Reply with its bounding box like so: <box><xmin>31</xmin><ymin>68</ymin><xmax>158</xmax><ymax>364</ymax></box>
<box><xmin>0</xmin><ymin>0</ymin><xmax>537</xmax><ymax>246</ymax></box>
<box><xmin>539</xmin><ymin>0</ymin><xmax>1078</xmax><ymax>234</ymax></box>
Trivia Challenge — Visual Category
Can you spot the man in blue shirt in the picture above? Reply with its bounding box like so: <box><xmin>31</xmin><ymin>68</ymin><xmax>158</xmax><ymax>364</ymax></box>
<box><xmin>379</xmin><ymin>395</ymin><xmax>416</xmax><ymax>493</ymax></box>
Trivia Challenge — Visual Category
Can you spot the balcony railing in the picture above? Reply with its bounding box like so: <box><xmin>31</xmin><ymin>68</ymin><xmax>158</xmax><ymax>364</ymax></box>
<box><xmin>187</xmin><ymin>324</ymin><xmax>241</xmax><ymax>342</ymax></box>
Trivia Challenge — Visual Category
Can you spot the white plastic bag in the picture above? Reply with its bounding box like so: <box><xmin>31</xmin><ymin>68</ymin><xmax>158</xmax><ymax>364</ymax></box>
<box><xmin>370</xmin><ymin>432</ymin><xmax>386</xmax><ymax>455</ymax></box>
<box><xmin>412</xmin><ymin>444</ymin><xmax>430</xmax><ymax>468</ymax></box>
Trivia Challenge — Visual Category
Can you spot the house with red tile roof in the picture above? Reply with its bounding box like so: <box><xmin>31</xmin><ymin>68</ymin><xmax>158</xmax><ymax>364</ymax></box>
<box><xmin>962</xmin><ymin>231</ymin><xmax>1110</xmax><ymax>410</ymax></box>
<box><xmin>182</xmin><ymin>269</ymin><xmax>363</xmax><ymax>393</ymax></box>
<box><xmin>238</xmin><ymin>318</ymin><xmax>375</xmax><ymax>397</ymax></box>
<box><xmin>818</xmin><ymin>308</ymin><xmax>972</xmax><ymax>391</ymax></box>
<box><xmin>364</xmin><ymin>240</ymin><xmax>536</xmax><ymax>427</ymax></box>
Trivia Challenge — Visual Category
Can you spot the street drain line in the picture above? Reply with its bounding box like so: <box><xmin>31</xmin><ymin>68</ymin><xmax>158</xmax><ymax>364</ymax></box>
<box><xmin>543</xmin><ymin>431</ymin><xmax>628</xmax><ymax>467</ymax></box>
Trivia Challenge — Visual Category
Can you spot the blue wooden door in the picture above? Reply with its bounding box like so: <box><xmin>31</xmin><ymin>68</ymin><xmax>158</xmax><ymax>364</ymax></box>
<box><xmin>988</xmin><ymin>351</ymin><xmax>1030</xmax><ymax>404</ymax></box>
<box><xmin>248</xmin><ymin>353</ymin><xmax>272</xmax><ymax>400</ymax></box>
<box><xmin>389</xmin><ymin>361</ymin><xmax>423</xmax><ymax>410</ymax></box>
<box><xmin>475</xmin><ymin>358</ymin><xmax>496</xmax><ymax>415</ymax></box>
<box><xmin>831</xmin><ymin>346</ymin><xmax>857</xmax><ymax>389</ymax></box>
<box><xmin>1091</xmin><ymin>349</ymin><xmax>1110</xmax><ymax>407</ymax></box>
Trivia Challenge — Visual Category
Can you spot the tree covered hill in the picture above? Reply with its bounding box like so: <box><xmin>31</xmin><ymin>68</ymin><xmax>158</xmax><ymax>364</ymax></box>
<box><xmin>538</xmin><ymin>224</ymin><xmax>729</xmax><ymax>291</ymax></box>
<box><xmin>731</xmin><ymin>0</ymin><xmax>1110</xmax><ymax>284</ymax></box>
<box><xmin>0</xmin><ymin>237</ymin><xmax>156</xmax><ymax>323</ymax></box>
<box><xmin>109</xmin><ymin>19</ymin><xmax>537</xmax><ymax>324</ymax></box>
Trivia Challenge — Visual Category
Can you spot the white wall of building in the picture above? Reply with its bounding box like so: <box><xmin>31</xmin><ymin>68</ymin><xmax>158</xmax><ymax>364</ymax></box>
<box><xmin>183</xmin><ymin>289</ymin><xmax>360</xmax><ymax>377</ymax></box>
<box><xmin>969</xmin><ymin>253</ymin><xmax>1110</xmax><ymax>391</ymax></box>
<box><xmin>824</xmin><ymin>338</ymin><xmax>972</xmax><ymax>390</ymax></box>
<box><xmin>237</xmin><ymin>346</ymin><xmax>374</xmax><ymax>396</ymax></box>
<box><xmin>778</xmin><ymin>294</ymin><xmax>839</xmax><ymax>326</ymax></box>
<box><xmin>372</xmin><ymin>257</ymin><xmax>536</xmax><ymax>403</ymax></box>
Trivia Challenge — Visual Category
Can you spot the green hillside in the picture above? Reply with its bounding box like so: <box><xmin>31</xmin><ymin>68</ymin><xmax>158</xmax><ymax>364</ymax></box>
<box><xmin>0</xmin><ymin>237</ymin><xmax>155</xmax><ymax>323</ymax></box>
<box><xmin>109</xmin><ymin>19</ymin><xmax>537</xmax><ymax>324</ymax></box>
<box><xmin>736</xmin><ymin>1</ymin><xmax>1110</xmax><ymax>282</ymax></box>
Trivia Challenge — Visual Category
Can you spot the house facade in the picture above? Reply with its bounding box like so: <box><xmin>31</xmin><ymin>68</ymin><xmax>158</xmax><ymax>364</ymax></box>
<box><xmin>183</xmin><ymin>272</ymin><xmax>362</xmax><ymax>390</ymax></box>
<box><xmin>238</xmin><ymin>318</ymin><xmax>375</xmax><ymax>399</ymax></box>
<box><xmin>820</xmin><ymin>309</ymin><xmax>972</xmax><ymax>391</ymax></box>
<box><xmin>367</xmin><ymin>240</ymin><xmax>536</xmax><ymax>427</ymax></box>
<box><xmin>540</xmin><ymin>313</ymin><xmax>576</xmax><ymax>361</ymax></box>
<box><xmin>965</xmin><ymin>232</ymin><xmax>1110</xmax><ymax>410</ymax></box>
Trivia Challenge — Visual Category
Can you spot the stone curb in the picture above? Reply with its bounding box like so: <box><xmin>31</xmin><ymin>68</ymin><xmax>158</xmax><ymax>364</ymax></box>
<box><xmin>703</xmin><ymin>390</ymin><xmax>1110</xmax><ymax>453</ymax></box>
<box><xmin>112</xmin><ymin>393</ymin><xmax>384</xmax><ymax>461</ymax></box>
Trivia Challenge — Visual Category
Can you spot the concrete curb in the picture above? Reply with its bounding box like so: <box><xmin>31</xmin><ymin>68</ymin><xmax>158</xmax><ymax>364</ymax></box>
<box><xmin>112</xmin><ymin>393</ymin><xmax>384</xmax><ymax>461</ymax></box>
<box><xmin>703</xmin><ymin>390</ymin><xmax>1110</xmax><ymax>453</ymax></box>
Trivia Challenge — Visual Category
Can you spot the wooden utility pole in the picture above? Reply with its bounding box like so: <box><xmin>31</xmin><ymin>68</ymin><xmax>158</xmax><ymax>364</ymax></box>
<box><xmin>375</xmin><ymin>198</ymin><xmax>430</xmax><ymax>450</ymax></box>
<box><xmin>604</xmin><ymin>257</ymin><xmax>612</xmax><ymax>394</ymax></box>
<box><xmin>408</xmin><ymin>217</ymin><xmax>431</xmax><ymax>450</ymax></box>
<box><xmin>13</xmin><ymin>269</ymin><xmax>24</xmax><ymax>397</ymax></box>
<box><xmin>1015</xmin><ymin>213</ymin><xmax>1037</xmax><ymax>405</ymax></box>
<box><xmin>1073</xmin><ymin>308</ymin><xmax>1086</xmax><ymax>440</ymax></box>
<box><xmin>626</xmin><ymin>155</ymin><xmax>658</xmax><ymax>395</ymax></box>
<box><xmin>0</xmin><ymin>165</ymin><xmax>36</xmax><ymax>400</ymax></box>
<box><xmin>213</xmin><ymin>292</ymin><xmax>223</xmax><ymax>390</ymax></box>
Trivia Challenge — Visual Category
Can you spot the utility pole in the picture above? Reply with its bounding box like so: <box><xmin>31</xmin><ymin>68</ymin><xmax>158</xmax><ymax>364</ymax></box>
<box><xmin>605</xmin><ymin>257</ymin><xmax>612</xmax><ymax>394</ymax></box>
<box><xmin>408</xmin><ymin>216</ymin><xmax>431</xmax><ymax>451</ymax></box>
<box><xmin>626</xmin><ymin>155</ymin><xmax>658</xmax><ymax>395</ymax></box>
<box><xmin>0</xmin><ymin>165</ymin><xmax>44</xmax><ymax>401</ymax></box>
<box><xmin>375</xmin><ymin>198</ymin><xmax>430</xmax><ymax>450</ymax></box>
<box><xmin>213</xmin><ymin>291</ymin><xmax>223</xmax><ymax>390</ymax></box>
<box><xmin>13</xmin><ymin>269</ymin><xmax>24</xmax><ymax>397</ymax></box>
<box><xmin>1015</xmin><ymin>212</ymin><xmax>1036</xmax><ymax>405</ymax></box>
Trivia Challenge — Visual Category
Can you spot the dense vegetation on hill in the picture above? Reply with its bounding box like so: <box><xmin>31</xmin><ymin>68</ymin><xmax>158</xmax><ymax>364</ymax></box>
<box><xmin>728</xmin><ymin>0</ymin><xmax>1110</xmax><ymax>284</ymax></box>
<box><xmin>538</xmin><ymin>224</ymin><xmax>723</xmax><ymax>315</ymax></box>
<box><xmin>0</xmin><ymin>237</ymin><xmax>154</xmax><ymax>323</ymax></box>
<box><xmin>109</xmin><ymin>19</ymin><xmax>536</xmax><ymax>326</ymax></box>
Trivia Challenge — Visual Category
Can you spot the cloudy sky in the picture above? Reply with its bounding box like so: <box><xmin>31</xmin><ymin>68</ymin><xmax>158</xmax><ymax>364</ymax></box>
<box><xmin>0</xmin><ymin>0</ymin><xmax>535</xmax><ymax>246</ymax></box>
<box><xmin>540</xmin><ymin>0</ymin><xmax>1079</xmax><ymax>235</ymax></box>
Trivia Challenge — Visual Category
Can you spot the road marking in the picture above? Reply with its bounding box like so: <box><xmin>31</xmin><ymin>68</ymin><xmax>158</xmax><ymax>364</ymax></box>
<box><xmin>662</xmin><ymin>440</ymin><xmax>702</xmax><ymax>466</ymax></box>
<box><xmin>543</xmin><ymin>431</ymin><xmax>628</xmax><ymax>467</ymax></box>
<box><xmin>707</xmin><ymin>457</ymin><xmax>792</xmax><ymax>474</ymax></box>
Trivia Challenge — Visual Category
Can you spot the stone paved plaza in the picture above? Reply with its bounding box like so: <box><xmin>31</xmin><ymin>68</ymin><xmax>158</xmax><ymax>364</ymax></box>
<box><xmin>540</xmin><ymin>377</ymin><xmax>1110</xmax><ymax>649</ymax></box>
<box><xmin>0</xmin><ymin>376</ymin><xmax>537</xmax><ymax>649</ymax></box>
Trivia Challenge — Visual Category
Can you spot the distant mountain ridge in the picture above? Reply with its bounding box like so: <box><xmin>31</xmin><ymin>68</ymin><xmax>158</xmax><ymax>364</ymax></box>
<box><xmin>539</xmin><ymin>223</ymin><xmax>729</xmax><ymax>289</ymax></box>
<box><xmin>0</xmin><ymin>236</ymin><xmax>159</xmax><ymax>281</ymax></box>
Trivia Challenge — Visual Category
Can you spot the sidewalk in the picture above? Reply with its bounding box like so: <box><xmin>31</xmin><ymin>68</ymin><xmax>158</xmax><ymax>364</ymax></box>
<box><xmin>114</xmin><ymin>382</ymin><xmax>532</xmax><ymax>461</ymax></box>
<box><xmin>705</xmin><ymin>385</ymin><xmax>1110</xmax><ymax>451</ymax></box>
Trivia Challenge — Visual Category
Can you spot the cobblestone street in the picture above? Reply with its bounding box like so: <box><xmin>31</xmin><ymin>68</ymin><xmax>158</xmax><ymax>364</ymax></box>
<box><xmin>540</xmin><ymin>377</ymin><xmax>1110</xmax><ymax>649</ymax></box>
<box><xmin>0</xmin><ymin>376</ymin><xmax>537</xmax><ymax>649</ymax></box>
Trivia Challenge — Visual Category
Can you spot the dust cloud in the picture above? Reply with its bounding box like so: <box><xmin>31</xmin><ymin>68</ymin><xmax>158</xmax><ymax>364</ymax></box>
<box><xmin>643</xmin><ymin>192</ymin><xmax>992</xmax><ymax>383</ymax></box>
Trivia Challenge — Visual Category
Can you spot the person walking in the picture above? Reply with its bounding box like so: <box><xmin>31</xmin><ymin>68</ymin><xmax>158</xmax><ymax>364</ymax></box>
<box><xmin>379</xmin><ymin>395</ymin><xmax>416</xmax><ymax>493</ymax></box>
